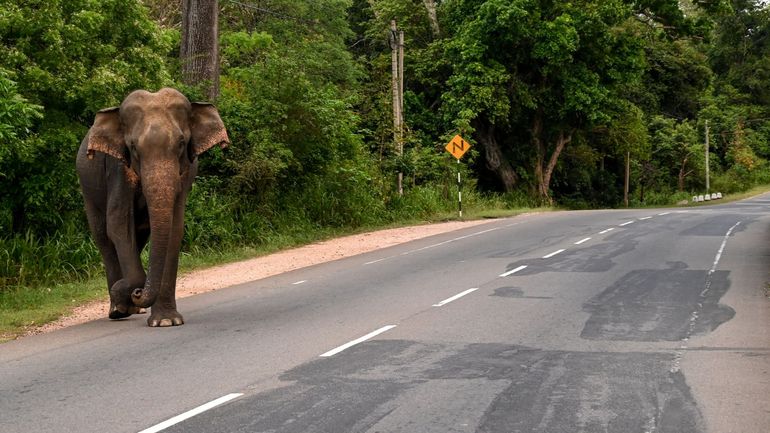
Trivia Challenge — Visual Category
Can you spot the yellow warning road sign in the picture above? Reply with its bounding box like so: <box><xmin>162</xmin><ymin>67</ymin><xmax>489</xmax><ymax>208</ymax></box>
<box><xmin>445</xmin><ymin>134</ymin><xmax>471</xmax><ymax>160</ymax></box>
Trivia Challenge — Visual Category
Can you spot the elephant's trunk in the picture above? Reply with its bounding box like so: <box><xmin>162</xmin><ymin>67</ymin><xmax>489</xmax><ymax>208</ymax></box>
<box><xmin>131</xmin><ymin>163</ymin><xmax>180</xmax><ymax>308</ymax></box>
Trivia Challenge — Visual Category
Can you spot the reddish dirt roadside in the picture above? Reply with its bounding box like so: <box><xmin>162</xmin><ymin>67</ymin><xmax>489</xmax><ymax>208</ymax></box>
<box><xmin>25</xmin><ymin>219</ymin><xmax>494</xmax><ymax>337</ymax></box>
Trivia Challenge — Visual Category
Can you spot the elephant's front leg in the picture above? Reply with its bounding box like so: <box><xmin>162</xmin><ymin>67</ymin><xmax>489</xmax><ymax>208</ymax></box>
<box><xmin>106</xmin><ymin>192</ymin><xmax>147</xmax><ymax>319</ymax></box>
<box><xmin>147</xmin><ymin>193</ymin><xmax>187</xmax><ymax>327</ymax></box>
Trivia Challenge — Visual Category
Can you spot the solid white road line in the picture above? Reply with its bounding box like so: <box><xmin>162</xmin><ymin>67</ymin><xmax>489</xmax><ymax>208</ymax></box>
<box><xmin>138</xmin><ymin>393</ymin><xmax>243</xmax><ymax>433</ymax></box>
<box><xmin>320</xmin><ymin>325</ymin><xmax>397</xmax><ymax>357</ymax></box>
<box><xmin>639</xmin><ymin>216</ymin><xmax>652</xmax><ymax>220</ymax></box>
<box><xmin>411</xmin><ymin>227</ymin><xmax>502</xmax><ymax>253</ymax></box>
<box><xmin>574</xmin><ymin>237</ymin><xmax>591</xmax><ymax>245</ymax></box>
<box><xmin>292</xmin><ymin>280</ymin><xmax>307</xmax><ymax>285</ymax></box>
<box><xmin>619</xmin><ymin>221</ymin><xmax>634</xmax><ymax>226</ymax></box>
<box><xmin>433</xmin><ymin>288</ymin><xmax>479</xmax><ymax>307</ymax></box>
<box><xmin>599</xmin><ymin>228</ymin><xmax>614</xmax><ymax>234</ymax></box>
<box><xmin>708</xmin><ymin>222</ymin><xmax>741</xmax><ymax>278</ymax></box>
<box><xmin>542</xmin><ymin>249</ymin><xmax>565</xmax><ymax>259</ymax></box>
<box><xmin>499</xmin><ymin>265</ymin><xmax>527</xmax><ymax>277</ymax></box>
<box><xmin>365</xmin><ymin>227</ymin><xmax>504</xmax><ymax>265</ymax></box>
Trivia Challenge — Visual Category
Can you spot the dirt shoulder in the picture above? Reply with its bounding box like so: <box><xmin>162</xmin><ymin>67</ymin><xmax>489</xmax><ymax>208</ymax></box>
<box><xmin>26</xmin><ymin>219</ymin><xmax>493</xmax><ymax>337</ymax></box>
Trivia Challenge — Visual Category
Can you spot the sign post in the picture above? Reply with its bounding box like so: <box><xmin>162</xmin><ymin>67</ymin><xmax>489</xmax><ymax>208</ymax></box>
<box><xmin>444</xmin><ymin>135</ymin><xmax>471</xmax><ymax>218</ymax></box>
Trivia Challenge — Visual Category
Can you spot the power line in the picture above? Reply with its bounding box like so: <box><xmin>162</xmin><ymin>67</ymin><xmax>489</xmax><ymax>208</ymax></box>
<box><xmin>224</xmin><ymin>0</ymin><xmax>318</xmax><ymax>26</ymax></box>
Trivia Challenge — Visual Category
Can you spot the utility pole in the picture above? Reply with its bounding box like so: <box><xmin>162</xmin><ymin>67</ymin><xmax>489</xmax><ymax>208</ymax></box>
<box><xmin>624</xmin><ymin>151</ymin><xmax>630</xmax><ymax>207</ymax></box>
<box><xmin>390</xmin><ymin>20</ymin><xmax>405</xmax><ymax>196</ymax></box>
<box><xmin>705</xmin><ymin>119</ymin><xmax>710</xmax><ymax>194</ymax></box>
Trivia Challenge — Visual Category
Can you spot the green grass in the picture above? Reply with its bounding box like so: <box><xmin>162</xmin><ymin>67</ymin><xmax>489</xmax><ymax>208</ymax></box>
<box><xmin>0</xmin><ymin>279</ymin><xmax>104</xmax><ymax>342</ymax></box>
<box><xmin>626</xmin><ymin>184</ymin><xmax>770</xmax><ymax>209</ymax></box>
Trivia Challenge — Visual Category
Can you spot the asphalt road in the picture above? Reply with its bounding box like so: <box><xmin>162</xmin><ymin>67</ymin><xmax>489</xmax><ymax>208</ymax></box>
<box><xmin>2</xmin><ymin>195</ymin><xmax>770</xmax><ymax>433</ymax></box>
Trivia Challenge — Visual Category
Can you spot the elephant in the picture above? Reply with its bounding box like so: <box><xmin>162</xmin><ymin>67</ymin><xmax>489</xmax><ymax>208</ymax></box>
<box><xmin>76</xmin><ymin>88</ymin><xmax>229</xmax><ymax>327</ymax></box>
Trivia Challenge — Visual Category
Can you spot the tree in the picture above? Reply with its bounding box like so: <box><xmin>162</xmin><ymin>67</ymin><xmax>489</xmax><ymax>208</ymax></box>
<box><xmin>648</xmin><ymin>116</ymin><xmax>703</xmax><ymax>192</ymax></box>
<box><xmin>181</xmin><ymin>0</ymin><xmax>220</xmax><ymax>100</ymax></box>
<box><xmin>441</xmin><ymin>0</ymin><xmax>647</xmax><ymax>202</ymax></box>
<box><xmin>700</xmin><ymin>0</ymin><xmax>770</xmax><ymax>189</ymax></box>
<box><xmin>209</xmin><ymin>0</ymin><xmax>379</xmax><ymax>227</ymax></box>
<box><xmin>0</xmin><ymin>0</ymin><xmax>172</xmax><ymax>234</ymax></box>
<box><xmin>0</xmin><ymin>71</ymin><xmax>42</xmax><ymax>232</ymax></box>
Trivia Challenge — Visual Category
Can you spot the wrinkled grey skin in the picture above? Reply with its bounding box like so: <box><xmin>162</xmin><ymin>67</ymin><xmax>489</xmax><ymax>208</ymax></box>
<box><xmin>76</xmin><ymin>88</ymin><xmax>228</xmax><ymax>327</ymax></box>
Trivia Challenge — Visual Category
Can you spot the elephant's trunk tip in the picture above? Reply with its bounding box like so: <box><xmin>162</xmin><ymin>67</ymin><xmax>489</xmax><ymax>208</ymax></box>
<box><xmin>131</xmin><ymin>287</ymin><xmax>157</xmax><ymax>309</ymax></box>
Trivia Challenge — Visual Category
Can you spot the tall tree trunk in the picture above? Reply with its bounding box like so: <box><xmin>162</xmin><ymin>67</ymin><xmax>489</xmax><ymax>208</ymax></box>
<box><xmin>180</xmin><ymin>0</ymin><xmax>220</xmax><ymax>100</ymax></box>
<box><xmin>423</xmin><ymin>0</ymin><xmax>440</xmax><ymax>37</ymax></box>
<box><xmin>678</xmin><ymin>154</ymin><xmax>692</xmax><ymax>192</ymax></box>
<box><xmin>532</xmin><ymin>111</ymin><xmax>547</xmax><ymax>201</ymax></box>
<box><xmin>474</xmin><ymin>120</ymin><xmax>517</xmax><ymax>192</ymax></box>
<box><xmin>542</xmin><ymin>130</ymin><xmax>571</xmax><ymax>198</ymax></box>
<box><xmin>532</xmin><ymin>111</ymin><xmax>572</xmax><ymax>204</ymax></box>
<box><xmin>624</xmin><ymin>151</ymin><xmax>630</xmax><ymax>207</ymax></box>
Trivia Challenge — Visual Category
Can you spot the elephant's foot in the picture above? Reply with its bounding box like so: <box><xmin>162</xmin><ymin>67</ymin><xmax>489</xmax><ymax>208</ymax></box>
<box><xmin>147</xmin><ymin>308</ymin><xmax>184</xmax><ymax>327</ymax></box>
<box><xmin>109</xmin><ymin>302</ymin><xmax>131</xmax><ymax>320</ymax></box>
<box><xmin>109</xmin><ymin>304</ymin><xmax>146</xmax><ymax>319</ymax></box>
<box><xmin>108</xmin><ymin>279</ymin><xmax>145</xmax><ymax>320</ymax></box>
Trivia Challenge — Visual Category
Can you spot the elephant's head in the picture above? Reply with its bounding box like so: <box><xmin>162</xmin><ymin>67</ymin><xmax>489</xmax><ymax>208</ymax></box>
<box><xmin>86</xmin><ymin>88</ymin><xmax>228</xmax><ymax>308</ymax></box>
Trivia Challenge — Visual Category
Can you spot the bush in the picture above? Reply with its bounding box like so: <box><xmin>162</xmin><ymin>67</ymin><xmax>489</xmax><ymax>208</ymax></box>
<box><xmin>632</xmin><ymin>189</ymin><xmax>692</xmax><ymax>206</ymax></box>
<box><xmin>0</xmin><ymin>221</ymin><xmax>100</xmax><ymax>290</ymax></box>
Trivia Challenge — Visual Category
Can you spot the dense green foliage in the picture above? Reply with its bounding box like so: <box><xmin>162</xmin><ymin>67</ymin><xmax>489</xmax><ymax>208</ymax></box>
<box><xmin>1</xmin><ymin>0</ymin><xmax>770</xmax><ymax>294</ymax></box>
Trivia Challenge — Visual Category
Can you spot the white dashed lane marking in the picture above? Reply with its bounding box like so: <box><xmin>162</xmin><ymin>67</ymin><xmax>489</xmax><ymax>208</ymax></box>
<box><xmin>433</xmin><ymin>288</ymin><xmax>479</xmax><ymax>307</ymax></box>
<box><xmin>599</xmin><ymin>228</ymin><xmax>614</xmax><ymax>234</ymax></box>
<box><xmin>320</xmin><ymin>325</ymin><xmax>397</xmax><ymax>357</ymax></box>
<box><xmin>138</xmin><ymin>393</ymin><xmax>244</xmax><ymax>433</ymax></box>
<box><xmin>619</xmin><ymin>221</ymin><xmax>634</xmax><ymax>226</ymax></box>
<box><xmin>542</xmin><ymin>249</ymin><xmax>565</xmax><ymax>259</ymax></box>
<box><xmin>499</xmin><ymin>265</ymin><xmax>527</xmax><ymax>277</ymax></box>
<box><xmin>575</xmin><ymin>237</ymin><xmax>591</xmax><ymax>245</ymax></box>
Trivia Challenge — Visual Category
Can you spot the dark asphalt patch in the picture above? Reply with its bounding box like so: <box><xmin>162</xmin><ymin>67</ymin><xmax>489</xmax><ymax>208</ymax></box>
<box><xmin>166</xmin><ymin>341</ymin><xmax>704</xmax><ymax>433</ymax></box>
<box><xmin>432</xmin><ymin>344</ymin><xmax>703</xmax><ymax>433</ymax></box>
<box><xmin>679</xmin><ymin>214</ymin><xmax>751</xmax><ymax>236</ymax></box>
<box><xmin>491</xmin><ymin>286</ymin><xmax>553</xmax><ymax>299</ymax></box>
<box><xmin>488</xmin><ymin>234</ymin><xmax>569</xmax><ymax>258</ymax></box>
<box><xmin>581</xmin><ymin>269</ymin><xmax>735</xmax><ymax>341</ymax></box>
<box><xmin>500</xmin><ymin>238</ymin><xmax>638</xmax><ymax>276</ymax></box>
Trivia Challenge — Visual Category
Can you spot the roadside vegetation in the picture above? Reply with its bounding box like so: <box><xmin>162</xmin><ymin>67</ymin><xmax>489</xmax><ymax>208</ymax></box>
<box><xmin>2</xmin><ymin>0</ymin><xmax>770</xmax><ymax>338</ymax></box>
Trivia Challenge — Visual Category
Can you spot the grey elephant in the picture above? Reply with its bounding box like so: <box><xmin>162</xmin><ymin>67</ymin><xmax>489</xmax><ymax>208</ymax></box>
<box><xmin>76</xmin><ymin>88</ymin><xmax>229</xmax><ymax>327</ymax></box>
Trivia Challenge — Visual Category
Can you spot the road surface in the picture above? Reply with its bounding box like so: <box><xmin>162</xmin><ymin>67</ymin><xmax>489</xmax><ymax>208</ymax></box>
<box><xmin>2</xmin><ymin>196</ymin><xmax>770</xmax><ymax>432</ymax></box>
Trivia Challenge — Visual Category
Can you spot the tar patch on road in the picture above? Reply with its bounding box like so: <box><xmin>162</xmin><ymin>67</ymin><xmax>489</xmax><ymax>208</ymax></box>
<box><xmin>581</xmin><ymin>268</ymin><xmax>735</xmax><ymax>341</ymax></box>
<box><xmin>679</xmin><ymin>214</ymin><xmax>752</xmax><ymax>236</ymax></box>
<box><xmin>491</xmin><ymin>286</ymin><xmax>553</xmax><ymax>299</ymax></box>
<box><xmin>501</xmin><ymin>239</ymin><xmax>638</xmax><ymax>276</ymax></box>
<box><xmin>167</xmin><ymin>341</ymin><xmax>704</xmax><ymax>433</ymax></box>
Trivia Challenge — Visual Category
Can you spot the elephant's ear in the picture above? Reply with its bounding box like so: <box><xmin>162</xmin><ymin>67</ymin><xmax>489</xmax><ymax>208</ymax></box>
<box><xmin>190</xmin><ymin>102</ymin><xmax>229</xmax><ymax>159</ymax></box>
<box><xmin>86</xmin><ymin>107</ymin><xmax>127</xmax><ymax>163</ymax></box>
